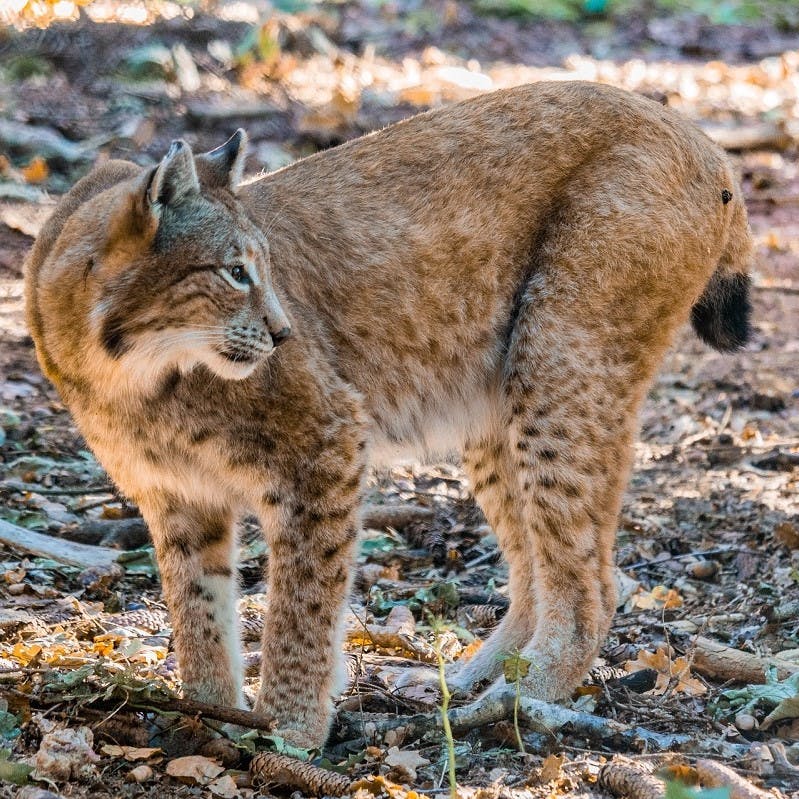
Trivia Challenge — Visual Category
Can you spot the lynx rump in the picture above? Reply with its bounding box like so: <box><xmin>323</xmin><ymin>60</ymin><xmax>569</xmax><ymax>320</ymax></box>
<box><xmin>25</xmin><ymin>82</ymin><xmax>752</xmax><ymax>747</ymax></box>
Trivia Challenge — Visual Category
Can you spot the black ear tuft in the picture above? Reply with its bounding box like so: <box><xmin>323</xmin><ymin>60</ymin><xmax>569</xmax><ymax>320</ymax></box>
<box><xmin>691</xmin><ymin>271</ymin><xmax>752</xmax><ymax>352</ymax></box>
<box><xmin>149</xmin><ymin>140</ymin><xmax>200</xmax><ymax>207</ymax></box>
<box><xmin>196</xmin><ymin>129</ymin><xmax>248</xmax><ymax>191</ymax></box>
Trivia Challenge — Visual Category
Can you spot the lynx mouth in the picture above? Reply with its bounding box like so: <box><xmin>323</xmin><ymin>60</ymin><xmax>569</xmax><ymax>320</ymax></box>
<box><xmin>220</xmin><ymin>347</ymin><xmax>258</xmax><ymax>364</ymax></box>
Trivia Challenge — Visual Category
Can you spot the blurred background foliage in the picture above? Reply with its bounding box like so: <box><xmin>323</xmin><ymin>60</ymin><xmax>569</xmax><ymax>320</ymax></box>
<box><xmin>4</xmin><ymin>0</ymin><xmax>799</xmax><ymax>30</ymax></box>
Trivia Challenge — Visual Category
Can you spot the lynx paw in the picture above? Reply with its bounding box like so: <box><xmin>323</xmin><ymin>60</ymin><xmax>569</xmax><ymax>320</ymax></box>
<box><xmin>392</xmin><ymin>665</ymin><xmax>474</xmax><ymax>704</ymax></box>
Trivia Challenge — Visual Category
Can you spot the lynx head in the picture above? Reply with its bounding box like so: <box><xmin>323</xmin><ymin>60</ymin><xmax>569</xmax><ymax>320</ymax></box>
<box><xmin>29</xmin><ymin>130</ymin><xmax>291</xmax><ymax>395</ymax></box>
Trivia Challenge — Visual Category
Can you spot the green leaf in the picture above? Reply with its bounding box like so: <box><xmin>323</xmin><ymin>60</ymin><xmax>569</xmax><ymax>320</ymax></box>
<box><xmin>0</xmin><ymin>749</ymin><xmax>32</xmax><ymax>786</ymax></box>
<box><xmin>261</xmin><ymin>734</ymin><xmax>315</xmax><ymax>761</ymax></box>
<box><xmin>717</xmin><ymin>669</ymin><xmax>799</xmax><ymax>716</ymax></box>
<box><xmin>762</xmin><ymin>694</ymin><xmax>799</xmax><ymax>728</ymax></box>
<box><xmin>665</xmin><ymin>781</ymin><xmax>730</xmax><ymax>799</ymax></box>
<box><xmin>0</xmin><ymin>712</ymin><xmax>20</xmax><ymax>741</ymax></box>
<box><xmin>116</xmin><ymin>547</ymin><xmax>158</xmax><ymax>576</ymax></box>
<box><xmin>359</xmin><ymin>531</ymin><xmax>399</xmax><ymax>555</ymax></box>
<box><xmin>501</xmin><ymin>651</ymin><xmax>531</xmax><ymax>682</ymax></box>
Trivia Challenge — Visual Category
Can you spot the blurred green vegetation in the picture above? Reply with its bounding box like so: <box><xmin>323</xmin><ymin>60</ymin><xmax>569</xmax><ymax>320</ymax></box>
<box><xmin>472</xmin><ymin>0</ymin><xmax>799</xmax><ymax>28</ymax></box>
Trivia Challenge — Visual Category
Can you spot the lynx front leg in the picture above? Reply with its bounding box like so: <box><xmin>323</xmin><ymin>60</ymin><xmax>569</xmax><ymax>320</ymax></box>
<box><xmin>141</xmin><ymin>496</ymin><xmax>242</xmax><ymax>708</ymax></box>
<box><xmin>255</xmin><ymin>451</ymin><xmax>365</xmax><ymax>747</ymax></box>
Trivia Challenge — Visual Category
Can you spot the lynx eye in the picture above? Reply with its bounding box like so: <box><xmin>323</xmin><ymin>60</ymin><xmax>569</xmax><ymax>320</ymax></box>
<box><xmin>219</xmin><ymin>265</ymin><xmax>252</xmax><ymax>290</ymax></box>
<box><xmin>230</xmin><ymin>265</ymin><xmax>250</xmax><ymax>284</ymax></box>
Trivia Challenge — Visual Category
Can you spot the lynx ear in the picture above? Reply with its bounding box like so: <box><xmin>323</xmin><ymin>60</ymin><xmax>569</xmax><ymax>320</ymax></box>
<box><xmin>105</xmin><ymin>167</ymin><xmax>161</xmax><ymax>250</ymax></box>
<box><xmin>148</xmin><ymin>140</ymin><xmax>200</xmax><ymax>207</ymax></box>
<box><xmin>196</xmin><ymin>129</ymin><xmax>248</xmax><ymax>192</ymax></box>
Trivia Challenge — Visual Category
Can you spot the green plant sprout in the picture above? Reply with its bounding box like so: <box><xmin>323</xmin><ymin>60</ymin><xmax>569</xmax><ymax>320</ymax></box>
<box><xmin>430</xmin><ymin>616</ymin><xmax>457</xmax><ymax>799</ymax></box>
<box><xmin>501</xmin><ymin>650</ymin><xmax>532</xmax><ymax>754</ymax></box>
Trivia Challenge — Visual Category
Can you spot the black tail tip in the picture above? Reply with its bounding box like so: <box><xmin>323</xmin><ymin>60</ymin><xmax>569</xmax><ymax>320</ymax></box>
<box><xmin>690</xmin><ymin>272</ymin><xmax>752</xmax><ymax>352</ymax></box>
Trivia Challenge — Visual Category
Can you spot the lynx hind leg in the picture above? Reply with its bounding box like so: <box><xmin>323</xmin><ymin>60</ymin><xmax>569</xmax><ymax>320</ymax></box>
<box><xmin>497</xmin><ymin>290</ymin><xmax>637</xmax><ymax>701</ymax></box>
<box><xmin>142</xmin><ymin>498</ymin><xmax>243</xmax><ymax>709</ymax></box>
<box><xmin>448</xmin><ymin>437</ymin><xmax>538</xmax><ymax>694</ymax></box>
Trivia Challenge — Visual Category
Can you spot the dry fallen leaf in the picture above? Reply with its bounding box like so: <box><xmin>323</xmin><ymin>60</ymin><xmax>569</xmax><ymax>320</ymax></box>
<box><xmin>775</xmin><ymin>522</ymin><xmax>799</xmax><ymax>549</ymax></box>
<box><xmin>631</xmin><ymin>584</ymin><xmax>683</xmax><ymax>610</ymax></box>
<box><xmin>21</xmin><ymin>157</ymin><xmax>49</xmax><ymax>184</ymax></box>
<box><xmin>166</xmin><ymin>755</ymin><xmax>225</xmax><ymax>785</ymax></box>
<box><xmin>384</xmin><ymin>746</ymin><xmax>431</xmax><ymax>782</ymax></box>
<box><xmin>207</xmin><ymin>774</ymin><xmax>241</xmax><ymax>798</ymax></box>
<box><xmin>657</xmin><ymin>763</ymin><xmax>699</xmax><ymax>785</ymax></box>
<box><xmin>101</xmin><ymin>745</ymin><xmax>161</xmax><ymax>761</ymax></box>
<box><xmin>540</xmin><ymin>753</ymin><xmax>566</xmax><ymax>782</ymax></box>
<box><xmin>626</xmin><ymin>646</ymin><xmax>706</xmax><ymax>695</ymax></box>
<box><xmin>458</xmin><ymin>638</ymin><xmax>484</xmax><ymax>663</ymax></box>
<box><xmin>30</xmin><ymin>725</ymin><xmax>100</xmax><ymax>783</ymax></box>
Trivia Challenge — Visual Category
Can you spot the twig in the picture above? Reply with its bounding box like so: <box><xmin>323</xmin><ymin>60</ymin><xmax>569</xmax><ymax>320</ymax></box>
<box><xmin>696</xmin><ymin>759</ymin><xmax>772</xmax><ymax>799</ymax></box>
<box><xmin>32</xmin><ymin>689</ymin><xmax>278</xmax><ymax>733</ymax></box>
<box><xmin>0</xmin><ymin>479</ymin><xmax>114</xmax><ymax>496</ymax></box>
<box><xmin>250</xmin><ymin>752</ymin><xmax>351</xmax><ymax>796</ymax></box>
<box><xmin>463</xmin><ymin>549</ymin><xmax>501</xmax><ymax>569</ymax></box>
<box><xmin>131</xmin><ymin>696</ymin><xmax>278</xmax><ymax>732</ymax></box>
<box><xmin>626</xmin><ymin>547</ymin><xmax>764</xmax><ymax>571</ymax></box>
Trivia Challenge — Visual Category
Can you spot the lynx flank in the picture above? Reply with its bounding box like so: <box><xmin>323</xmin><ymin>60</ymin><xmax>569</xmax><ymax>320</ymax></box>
<box><xmin>25</xmin><ymin>82</ymin><xmax>752</xmax><ymax>747</ymax></box>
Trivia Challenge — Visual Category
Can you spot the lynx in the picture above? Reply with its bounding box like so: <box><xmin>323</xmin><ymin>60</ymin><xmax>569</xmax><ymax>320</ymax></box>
<box><xmin>25</xmin><ymin>81</ymin><xmax>752</xmax><ymax>747</ymax></box>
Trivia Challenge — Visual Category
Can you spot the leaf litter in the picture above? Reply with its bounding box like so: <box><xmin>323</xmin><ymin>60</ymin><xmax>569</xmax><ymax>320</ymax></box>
<box><xmin>1</xmin><ymin>0</ymin><xmax>799</xmax><ymax>797</ymax></box>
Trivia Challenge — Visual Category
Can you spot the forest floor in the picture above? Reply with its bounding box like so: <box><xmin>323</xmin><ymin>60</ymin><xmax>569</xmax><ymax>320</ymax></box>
<box><xmin>0</xmin><ymin>1</ymin><xmax>798</xmax><ymax>798</ymax></box>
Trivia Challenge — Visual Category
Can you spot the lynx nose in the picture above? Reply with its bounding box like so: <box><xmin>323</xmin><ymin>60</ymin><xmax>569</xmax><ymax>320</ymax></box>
<box><xmin>271</xmin><ymin>326</ymin><xmax>291</xmax><ymax>346</ymax></box>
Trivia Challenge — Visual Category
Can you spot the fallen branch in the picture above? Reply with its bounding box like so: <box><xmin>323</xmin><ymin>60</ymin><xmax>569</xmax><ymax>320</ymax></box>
<box><xmin>0</xmin><ymin>518</ymin><xmax>121</xmax><ymax>569</ymax></box>
<box><xmin>250</xmin><ymin>752</ymin><xmax>351</xmax><ymax>796</ymax></box>
<box><xmin>123</xmin><ymin>695</ymin><xmax>278</xmax><ymax>733</ymax></box>
<box><xmin>696</xmin><ymin>759</ymin><xmax>772</xmax><ymax>799</ymax></box>
<box><xmin>62</xmin><ymin>518</ymin><xmax>149</xmax><ymax>550</ymax></box>
<box><xmin>347</xmin><ymin>605</ymin><xmax>436</xmax><ymax>662</ymax></box>
<box><xmin>29</xmin><ymin>686</ymin><xmax>278</xmax><ymax>734</ymax></box>
<box><xmin>599</xmin><ymin>757</ymin><xmax>664</xmax><ymax>799</ymax></box>
<box><xmin>687</xmin><ymin>635</ymin><xmax>799</xmax><ymax>684</ymax></box>
<box><xmin>337</xmin><ymin>688</ymin><xmax>692</xmax><ymax>750</ymax></box>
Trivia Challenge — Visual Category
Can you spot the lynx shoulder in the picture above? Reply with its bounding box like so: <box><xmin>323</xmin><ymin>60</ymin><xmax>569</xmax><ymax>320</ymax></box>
<box><xmin>25</xmin><ymin>81</ymin><xmax>752</xmax><ymax>746</ymax></box>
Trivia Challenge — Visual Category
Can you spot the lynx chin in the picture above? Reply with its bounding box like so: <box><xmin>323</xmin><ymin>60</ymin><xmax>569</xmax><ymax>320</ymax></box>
<box><xmin>25</xmin><ymin>81</ymin><xmax>753</xmax><ymax>747</ymax></box>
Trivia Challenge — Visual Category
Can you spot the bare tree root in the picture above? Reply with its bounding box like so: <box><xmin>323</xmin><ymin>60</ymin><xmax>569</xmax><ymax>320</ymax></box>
<box><xmin>695</xmin><ymin>759</ymin><xmax>773</xmax><ymax>799</ymax></box>
<box><xmin>599</xmin><ymin>757</ymin><xmax>664</xmax><ymax>799</ymax></box>
<box><xmin>250</xmin><ymin>752</ymin><xmax>352</xmax><ymax>796</ymax></box>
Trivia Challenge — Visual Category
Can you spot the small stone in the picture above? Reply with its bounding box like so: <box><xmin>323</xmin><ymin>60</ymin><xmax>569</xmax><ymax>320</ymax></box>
<box><xmin>126</xmin><ymin>765</ymin><xmax>153</xmax><ymax>783</ymax></box>
<box><xmin>735</xmin><ymin>712</ymin><xmax>758</xmax><ymax>731</ymax></box>
<box><xmin>687</xmin><ymin>560</ymin><xmax>718</xmax><ymax>579</ymax></box>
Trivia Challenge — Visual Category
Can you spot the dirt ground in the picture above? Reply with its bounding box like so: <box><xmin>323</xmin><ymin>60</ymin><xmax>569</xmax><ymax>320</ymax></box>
<box><xmin>0</xmin><ymin>2</ymin><xmax>798</xmax><ymax>798</ymax></box>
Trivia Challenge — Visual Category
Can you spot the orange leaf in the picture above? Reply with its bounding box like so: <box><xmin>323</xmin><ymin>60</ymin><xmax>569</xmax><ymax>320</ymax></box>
<box><xmin>21</xmin><ymin>156</ymin><xmax>49</xmax><ymax>184</ymax></box>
